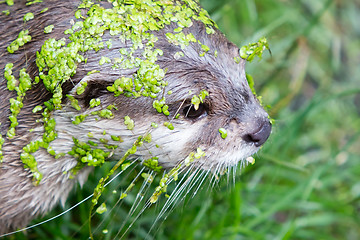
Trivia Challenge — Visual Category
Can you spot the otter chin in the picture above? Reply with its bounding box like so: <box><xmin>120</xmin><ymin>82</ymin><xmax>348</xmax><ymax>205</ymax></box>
<box><xmin>0</xmin><ymin>0</ymin><xmax>271</xmax><ymax>235</ymax></box>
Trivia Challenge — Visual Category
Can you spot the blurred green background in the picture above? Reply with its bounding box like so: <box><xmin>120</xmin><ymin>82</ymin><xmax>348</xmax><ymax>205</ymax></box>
<box><xmin>184</xmin><ymin>0</ymin><xmax>360</xmax><ymax>239</ymax></box>
<box><xmin>8</xmin><ymin>0</ymin><xmax>360</xmax><ymax>239</ymax></box>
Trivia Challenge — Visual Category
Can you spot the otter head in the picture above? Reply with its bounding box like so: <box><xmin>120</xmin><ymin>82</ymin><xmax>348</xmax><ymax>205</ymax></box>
<box><xmin>54</xmin><ymin>21</ymin><xmax>272</xmax><ymax>174</ymax></box>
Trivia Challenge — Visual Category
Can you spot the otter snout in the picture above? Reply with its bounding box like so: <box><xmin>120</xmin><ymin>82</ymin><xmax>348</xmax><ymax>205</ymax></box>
<box><xmin>242</xmin><ymin>119</ymin><xmax>272</xmax><ymax>147</ymax></box>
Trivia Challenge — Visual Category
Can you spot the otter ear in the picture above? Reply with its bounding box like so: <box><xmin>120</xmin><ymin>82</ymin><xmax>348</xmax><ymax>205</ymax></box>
<box><xmin>69</xmin><ymin>73</ymin><xmax>105</xmax><ymax>95</ymax></box>
<box><xmin>67</xmin><ymin>73</ymin><xmax>111</xmax><ymax>107</ymax></box>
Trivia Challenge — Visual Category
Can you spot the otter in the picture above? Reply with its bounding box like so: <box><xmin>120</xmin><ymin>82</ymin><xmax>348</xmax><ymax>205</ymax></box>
<box><xmin>0</xmin><ymin>0</ymin><xmax>271</xmax><ymax>235</ymax></box>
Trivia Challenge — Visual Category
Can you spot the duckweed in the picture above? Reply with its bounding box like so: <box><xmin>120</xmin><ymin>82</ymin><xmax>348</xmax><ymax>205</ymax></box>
<box><xmin>246</xmin><ymin>73</ymin><xmax>256</xmax><ymax>95</ymax></box>
<box><xmin>107</xmin><ymin>77</ymin><xmax>134</xmax><ymax>96</ymax></box>
<box><xmin>5</xmin><ymin>66</ymin><xmax>33</xmax><ymax>139</ymax></box>
<box><xmin>218</xmin><ymin>128</ymin><xmax>227</xmax><ymax>139</ymax></box>
<box><xmin>234</xmin><ymin>56</ymin><xmax>241</xmax><ymax>64</ymax></box>
<box><xmin>99</xmin><ymin>56</ymin><xmax>111</xmax><ymax>65</ymax></box>
<box><xmin>191</xmin><ymin>90</ymin><xmax>209</xmax><ymax>110</ymax></box>
<box><xmin>105</xmin><ymin>39</ymin><xmax>112</xmax><ymax>49</ymax></box>
<box><xmin>96</xmin><ymin>203</ymin><xmax>107</xmax><ymax>214</ymax></box>
<box><xmin>76</xmin><ymin>81</ymin><xmax>88</xmax><ymax>95</ymax></box>
<box><xmin>120</xmin><ymin>193</ymin><xmax>127</xmax><ymax>199</ymax></box>
<box><xmin>93</xmin><ymin>108</ymin><xmax>113</xmax><ymax>119</ymax></box>
<box><xmin>110</xmin><ymin>135</ymin><xmax>122</xmax><ymax>142</ymax></box>
<box><xmin>5</xmin><ymin>0</ymin><xmax>14</xmax><ymax>6</ymax></box>
<box><xmin>4</xmin><ymin>63</ymin><xmax>16</xmax><ymax>91</ymax></box>
<box><xmin>88</xmin><ymin>140</ymin><xmax>98</xmax><ymax>147</ymax></box>
<box><xmin>44</xmin><ymin>25</ymin><xmax>54</xmax><ymax>33</ymax></box>
<box><xmin>246</xmin><ymin>156</ymin><xmax>255</xmax><ymax>165</ymax></box>
<box><xmin>67</xmin><ymin>95</ymin><xmax>81</xmax><ymax>111</ymax></box>
<box><xmin>143</xmin><ymin>133</ymin><xmax>152</xmax><ymax>143</ymax></box>
<box><xmin>143</xmin><ymin>157</ymin><xmax>162</xmax><ymax>172</ymax></box>
<box><xmin>166</xmin><ymin>32</ymin><xmax>197</xmax><ymax>49</ymax></box>
<box><xmin>87</xmin><ymin>70</ymin><xmax>100</xmax><ymax>75</ymax></box>
<box><xmin>194</xmin><ymin>147</ymin><xmax>205</xmax><ymax>159</ymax></box>
<box><xmin>164</xmin><ymin>122</ymin><xmax>174</xmax><ymax>130</ymax></box>
<box><xmin>32</xmin><ymin>105</ymin><xmax>43</xmax><ymax>113</ymax></box>
<box><xmin>149</xmin><ymin>163</ymin><xmax>183</xmax><ymax>203</ymax></box>
<box><xmin>239</xmin><ymin>37</ymin><xmax>270</xmax><ymax>62</ymax></box>
<box><xmin>2</xmin><ymin>10</ymin><xmax>10</xmax><ymax>16</ymax></box>
<box><xmin>26</xmin><ymin>0</ymin><xmax>43</xmax><ymax>5</ymax></box>
<box><xmin>23</xmin><ymin>12</ymin><xmax>34</xmax><ymax>22</ymax></box>
<box><xmin>72</xmin><ymin>114</ymin><xmax>88</xmax><ymax>125</ymax></box>
<box><xmin>124</xmin><ymin>116</ymin><xmax>134</xmax><ymax>130</ymax></box>
<box><xmin>121</xmin><ymin>162</ymin><xmax>131</xmax><ymax>171</ymax></box>
<box><xmin>153</xmin><ymin>98</ymin><xmax>169</xmax><ymax>115</ymax></box>
<box><xmin>7</xmin><ymin>30</ymin><xmax>32</xmax><ymax>53</ymax></box>
<box><xmin>184</xmin><ymin>148</ymin><xmax>205</xmax><ymax>166</ymax></box>
<box><xmin>142</xmin><ymin>173</ymin><xmax>154</xmax><ymax>183</ymax></box>
<box><xmin>21</xmin><ymin>140</ymin><xmax>42</xmax><ymax>184</ymax></box>
<box><xmin>103</xmin><ymin>144</ymin><xmax>117</xmax><ymax>150</ymax></box>
<box><xmin>69</xmin><ymin>137</ymin><xmax>110</xmax><ymax>168</ymax></box>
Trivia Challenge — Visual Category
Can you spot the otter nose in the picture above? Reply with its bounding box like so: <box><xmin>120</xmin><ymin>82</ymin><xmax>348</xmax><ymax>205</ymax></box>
<box><xmin>242</xmin><ymin>120</ymin><xmax>272</xmax><ymax>147</ymax></box>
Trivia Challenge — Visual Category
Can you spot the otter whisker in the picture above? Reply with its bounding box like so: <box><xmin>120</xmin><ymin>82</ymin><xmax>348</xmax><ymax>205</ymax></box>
<box><xmin>152</xmin><ymin>166</ymin><xmax>206</xmax><ymax>227</ymax></box>
<box><xmin>92</xmin><ymin>161</ymin><xmax>140</xmax><ymax>234</ymax></box>
<box><xmin>118</xmin><ymin>200</ymin><xmax>153</xmax><ymax>239</ymax></box>
<box><xmin>142</xmin><ymin>165</ymin><xmax>198</xmax><ymax>235</ymax></box>
<box><xmin>232</xmin><ymin>165</ymin><xmax>238</xmax><ymax>185</ymax></box>
<box><xmin>116</xmin><ymin>166</ymin><xmax>147</xmax><ymax>232</ymax></box>
<box><xmin>179</xmin><ymin>168</ymin><xmax>207</xmax><ymax>202</ymax></box>
<box><xmin>209</xmin><ymin>164</ymin><xmax>221</xmax><ymax>188</ymax></box>
<box><xmin>171</xmin><ymin>98</ymin><xmax>187</xmax><ymax>121</ymax></box>
<box><xmin>191</xmin><ymin>169</ymin><xmax>211</xmax><ymax>198</ymax></box>
<box><xmin>114</xmin><ymin>172</ymin><xmax>158</xmax><ymax>239</ymax></box>
<box><xmin>129</xmin><ymin>171</ymin><xmax>156</xmax><ymax>216</ymax></box>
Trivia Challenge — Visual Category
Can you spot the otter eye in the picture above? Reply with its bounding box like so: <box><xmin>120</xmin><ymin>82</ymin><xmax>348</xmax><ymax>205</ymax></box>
<box><xmin>183</xmin><ymin>104</ymin><xmax>207</xmax><ymax>119</ymax></box>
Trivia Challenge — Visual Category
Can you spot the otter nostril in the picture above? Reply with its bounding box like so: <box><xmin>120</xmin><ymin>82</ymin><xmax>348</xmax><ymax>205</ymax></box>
<box><xmin>242</xmin><ymin>120</ymin><xmax>272</xmax><ymax>147</ymax></box>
